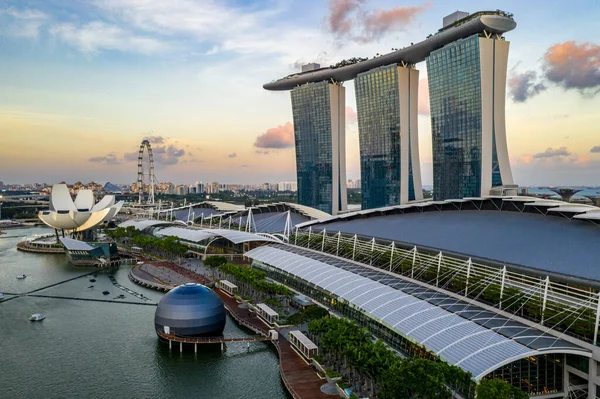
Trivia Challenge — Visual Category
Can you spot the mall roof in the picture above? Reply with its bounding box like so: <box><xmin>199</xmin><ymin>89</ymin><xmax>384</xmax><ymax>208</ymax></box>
<box><xmin>264</xmin><ymin>11</ymin><xmax>516</xmax><ymax>90</ymax></box>
<box><xmin>246</xmin><ymin>244</ymin><xmax>589</xmax><ymax>380</ymax></box>
<box><xmin>298</xmin><ymin>197</ymin><xmax>600</xmax><ymax>282</ymax></box>
<box><xmin>119</xmin><ymin>220</ymin><xmax>281</xmax><ymax>245</ymax></box>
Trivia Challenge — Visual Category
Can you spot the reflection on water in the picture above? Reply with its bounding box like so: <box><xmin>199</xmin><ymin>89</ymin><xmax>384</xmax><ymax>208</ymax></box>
<box><xmin>0</xmin><ymin>228</ymin><xmax>290</xmax><ymax>399</ymax></box>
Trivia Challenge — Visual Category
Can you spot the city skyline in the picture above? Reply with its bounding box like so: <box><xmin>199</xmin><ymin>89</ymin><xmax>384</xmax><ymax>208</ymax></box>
<box><xmin>1</xmin><ymin>1</ymin><xmax>600</xmax><ymax>186</ymax></box>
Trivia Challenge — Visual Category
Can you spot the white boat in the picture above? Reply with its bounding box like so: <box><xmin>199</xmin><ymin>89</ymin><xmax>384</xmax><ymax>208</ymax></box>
<box><xmin>16</xmin><ymin>274</ymin><xmax>27</xmax><ymax>279</ymax></box>
<box><xmin>29</xmin><ymin>313</ymin><xmax>45</xmax><ymax>321</ymax></box>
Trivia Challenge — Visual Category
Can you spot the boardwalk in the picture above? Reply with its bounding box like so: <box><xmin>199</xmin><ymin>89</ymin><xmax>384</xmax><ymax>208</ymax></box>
<box><xmin>214</xmin><ymin>289</ymin><xmax>333</xmax><ymax>399</ymax></box>
<box><xmin>156</xmin><ymin>330</ymin><xmax>271</xmax><ymax>344</ymax></box>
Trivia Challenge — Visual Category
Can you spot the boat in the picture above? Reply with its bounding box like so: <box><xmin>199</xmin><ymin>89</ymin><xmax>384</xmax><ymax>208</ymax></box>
<box><xmin>102</xmin><ymin>291</ymin><xmax>110</xmax><ymax>295</ymax></box>
<box><xmin>16</xmin><ymin>274</ymin><xmax>27</xmax><ymax>279</ymax></box>
<box><xmin>29</xmin><ymin>313</ymin><xmax>45</xmax><ymax>321</ymax></box>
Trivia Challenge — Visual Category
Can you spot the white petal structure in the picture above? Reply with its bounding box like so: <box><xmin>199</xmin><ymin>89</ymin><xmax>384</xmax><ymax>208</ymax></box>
<box><xmin>38</xmin><ymin>184</ymin><xmax>123</xmax><ymax>232</ymax></box>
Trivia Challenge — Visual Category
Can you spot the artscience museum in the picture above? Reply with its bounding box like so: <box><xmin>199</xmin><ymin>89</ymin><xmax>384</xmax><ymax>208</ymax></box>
<box><xmin>38</xmin><ymin>184</ymin><xmax>123</xmax><ymax>234</ymax></box>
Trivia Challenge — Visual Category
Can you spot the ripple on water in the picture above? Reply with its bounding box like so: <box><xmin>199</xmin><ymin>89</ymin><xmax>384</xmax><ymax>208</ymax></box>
<box><xmin>0</xmin><ymin>228</ymin><xmax>290</xmax><ymax>399</ymax></box>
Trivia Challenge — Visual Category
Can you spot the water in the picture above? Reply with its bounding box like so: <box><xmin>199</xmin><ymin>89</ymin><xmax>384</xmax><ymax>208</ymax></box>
<box><xmin>0</xmin><ymin>228</ymin><xmax>290</xmax><ymax>399</ymax></box>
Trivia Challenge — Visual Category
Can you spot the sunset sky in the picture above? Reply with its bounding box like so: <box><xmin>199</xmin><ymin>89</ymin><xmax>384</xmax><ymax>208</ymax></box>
<box><xmin>1</xmin><ymin>0</ymin><xmax>599</xmax><ymax>186</ymax></box>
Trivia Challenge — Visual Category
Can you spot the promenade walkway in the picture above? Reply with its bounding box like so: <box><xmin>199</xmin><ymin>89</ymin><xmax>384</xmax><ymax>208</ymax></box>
<box><xmin>214</xmin><ymin>289</ymin><xmax>333</xmax><ymax>399</ymax></box>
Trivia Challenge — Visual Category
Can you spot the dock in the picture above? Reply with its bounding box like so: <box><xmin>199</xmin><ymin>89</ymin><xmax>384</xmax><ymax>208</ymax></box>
<box><xmin>214</xmin><ymin>289</ymin><xmax>332</xmax><ymax>399</ymax></box>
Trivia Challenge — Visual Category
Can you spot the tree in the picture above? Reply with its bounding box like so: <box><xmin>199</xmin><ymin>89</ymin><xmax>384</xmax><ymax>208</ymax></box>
<box><xmin>476</xmin><ymin>379</ymin><xmax>528</xmax><ymax>399</ymax></box>
<box><xmin>379</xmin><ymin>358</ymin><xmax>450</xmax><ymax>399</ymax></box>
<box><xmin>205</xmin><ymin>256</ymin><xmax>228</xmax><ymax>268</ymax></box>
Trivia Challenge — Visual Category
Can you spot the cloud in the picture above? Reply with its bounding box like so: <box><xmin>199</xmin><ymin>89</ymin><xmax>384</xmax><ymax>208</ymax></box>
<box><xmin>508</xmin><ymin>70</ymin><xmax>547</xmax><ymax>102</ymax></box>
<box><xmin>418</xmin><ymin>78</ymin><xmax>429</xmax><ymax>114</ymax></box>
<box><xmin>543</xmin><ymin>41</ymin><xmax>600</xmax><ymax>93</ymax></box>
<box><xmin>124</xmin><ymin>151</ymin><xmax>138</xmax><ymax>162</ymax></box>
<box><xmin>4</xmin><ymin>8</ymin><xmax>48</xmax><ymax>38</ymax></box>
<box><xmin>359</xmin><ymin>4</ymin><xmax>430</xmax><ymax>42</ymax></box>
<box><xmin>328</xmin><ymin>0</ymin><xmax>362</xmax><ymax>36</ymax></box>
<box><xmin>326</xmin><ymin>0</ymin><xmax>428</xmax><ymax>43</ymax></box>
<box><xmin>346</xmin><ymin>106</ymin><xmax>357</xmax><ymax>124</ymax></box>
<box><xmin>143</xmin><ymin>135</ymin><xmax>165</xmax><ymax>144</ymax></box>
<box><xmin>89</xmin><ymin>153</ymin><xmax>121</xmax><ymax>165</ymax></box>
<box><xmin>124</xmin><ymin>144</ymin><xmax>185</xmax><ymax>165</ymax></box>
<box><xmin>533</xmin><ymin>147</ymin><xmax>572</xmax><ymax>159</ymax></box>
<box><xmin>227</xmin><ymin>153</ymin><xmax>237</xmax><ymax>158</ymax></box>
<box><xmin>50</xmin><ymin>21</ymin><xmax>168</xmax><ymax>54</ymax></box>
<box><xmin>254</xmin><ymin>122</ymin><xmax>295</xmax><ymax>149</ymax></box>
<box><xmin>591</xmin><ymin>146</ymin><xmax>600</xmax><ymax>153</ymax></box>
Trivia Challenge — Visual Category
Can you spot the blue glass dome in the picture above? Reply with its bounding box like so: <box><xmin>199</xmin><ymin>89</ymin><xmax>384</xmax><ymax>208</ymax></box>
<box><xmin>155</xmin><ymin>283</ymin><xmax>226</xmax><ymax>338</ymax></box>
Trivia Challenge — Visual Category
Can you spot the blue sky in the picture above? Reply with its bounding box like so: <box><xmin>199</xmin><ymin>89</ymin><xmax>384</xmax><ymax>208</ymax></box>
<box><xmin>0</xmin><ymin>0</ymin><xmax>599</xmax><ymax>186</ymax></box>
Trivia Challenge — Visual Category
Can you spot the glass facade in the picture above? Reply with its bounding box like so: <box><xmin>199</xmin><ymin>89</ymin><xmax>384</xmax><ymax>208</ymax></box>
<box><xmin>355</xmin><ymin>65</ymin><xmax>417</xmax><ymax>209</ymax></box>
<box><xmin>427</xmin><ymin>35</ymin><xmax>485</xmax><ymax>200</ymax></box>
<box><xmin>486</xmin><ymin>354</ymin><xmax>564</xmax><ymax>396</ymax></box>
<box><xmin>291</xmin><ymin>82</ymin><xmax>340</xmax><ymax>214</ymax></box>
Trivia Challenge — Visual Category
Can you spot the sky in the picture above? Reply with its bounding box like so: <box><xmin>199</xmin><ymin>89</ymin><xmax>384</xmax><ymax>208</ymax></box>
<box><xmin>0</xmin><ymin>0</ymin><xmax>599</xmax><ymax>186</ymax></box>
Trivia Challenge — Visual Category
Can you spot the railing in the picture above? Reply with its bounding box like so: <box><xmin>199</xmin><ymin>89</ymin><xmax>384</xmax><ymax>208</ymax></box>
<box><xmin>291</xmin><ymin>229</ymin><xmax>600</xmax><ymax>346</ymax></box>
<box><xmin>156</xmin><ymin>330</ymin><xmax>270</xmax><ymax>344</ymax></box>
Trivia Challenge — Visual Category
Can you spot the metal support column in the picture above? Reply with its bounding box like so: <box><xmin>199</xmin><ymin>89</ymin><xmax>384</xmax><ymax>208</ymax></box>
<box><xmin>321</xmin><ymin>229</ymin><xmax>326</xmax><ymax>252</ymax></box>
<box><xmin>411</xmin><ymin>247</ymin><xmax>417</xmax><ymax>279</ymax></box>
<box><xmin>465</xmin><ymin>258</ymin><xmax>472</xmax><ymax>297</ymax></box>
<box><xmin>588</xmin><ymin>357</ymin><xmax>597</xmax><ymax>399</ymax></box>
<box><xmin>352</xmin><ymin>234</ymin><xmax>357</xmax><ymax>261</ymax></box>
<box><xmin>499</xmin><ymin>266</ymin><xmax>507</xmax><ymax>310</ymax></box>
<box><xmin>436</xmin><ymin>252</ymin><xmax>442</xmax><ymax>287</ymax></box>
<box><xmin>307</xmin><ymin>227</ymin><xmax>312</xmax><ymax>249</ymax></box>
<box><xmin>541</xmin><ymin>276</ymin><xmax>550</xmax><ymax>326</ymax></box>
<box><xmin>336</xmin><ymin>232</ymin><xmax>341</xmax><ymax>256</ymax></box>
<box><xmin>594</xmin><ymin>291</ymin><xmax>600</xmax><ymax>345</ymax></box>
<box><xmin>370</xmin><ymin>237</ymin><xmax>375</xmax><ymax>265</ymax></box>
<box><xmin>389</xmin><ymin>242</ymin><xmax>395</xmax><ymax>272</ymax></box>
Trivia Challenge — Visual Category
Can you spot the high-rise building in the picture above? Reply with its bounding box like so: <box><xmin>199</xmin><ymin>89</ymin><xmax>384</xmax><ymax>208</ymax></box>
<box><xmin>355</xmin><ymin>64</ymin><xmax>423</xmax><ymax>209</ymax></box>
<box><xmin>291</xmin><ymin>79</ymin><xmax>347</xmax><ymax>215</ymax></box>
<box><xmin>195</xmin><ymin>181</ymin><xmax>204</xmax><ymax>194</ymax></box>
<box><xmin>427</xmin><ymin>29</ymin><xmax>515</xmax><ymax>200</ymax></box>
<box><xmin>265</xmin><ymin>11</ymin><xmax>517</xmax><ymax>205</ymax></box>
<box><xmin>278</xmin><ymin>181</ymin><xmax>297</xmax><ymax>192</ymax></box>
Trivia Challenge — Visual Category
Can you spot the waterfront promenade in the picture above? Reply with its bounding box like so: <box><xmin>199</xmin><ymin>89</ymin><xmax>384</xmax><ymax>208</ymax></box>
<box><xmin>214</xmin><ymin>288</ymin><xmax>334</xmax><ymax>399</ymax></box>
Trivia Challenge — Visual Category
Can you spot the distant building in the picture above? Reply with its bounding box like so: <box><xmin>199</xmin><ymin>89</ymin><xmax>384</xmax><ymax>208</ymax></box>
<box><xmin>278</xmin><ymin>181</ymin><xmax>297</xmax><ymax>192</ymax></box>
<box><xmin>195</xmin><ymin>181</ymin><xmax>204</xmax><ymax>194</ymax></box>
<box><xmin>206</xmin><ymin>181</ymin><xmax>219</xmax><ymax>194</ymax></box>
<box><xmin>291</xmin><ymin>79</ymin><xmax>347</xmax><ymax>215</ymax></box>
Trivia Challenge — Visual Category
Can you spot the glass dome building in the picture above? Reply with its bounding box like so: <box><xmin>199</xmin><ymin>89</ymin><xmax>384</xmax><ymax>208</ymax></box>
<box><xmin>154</xmin><ymin>283</ymin><xmax>226</xmax><ymax>338</ymax></box>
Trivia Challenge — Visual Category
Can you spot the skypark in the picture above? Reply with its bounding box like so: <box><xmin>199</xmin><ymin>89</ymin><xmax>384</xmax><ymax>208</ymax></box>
<box><xmin>263</xmin><ymin>10</ymin><xmax>516</xmax><ymax>91</ymax></box>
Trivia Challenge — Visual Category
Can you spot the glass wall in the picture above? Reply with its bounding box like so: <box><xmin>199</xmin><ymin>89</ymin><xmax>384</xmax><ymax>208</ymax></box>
<box><xmin>486</xmin><ymin>354</ymin><xmax>564</xmax><ymax>396</ymax></box>
<box><xmin>427</xmin><ymin>34</ymin><xmax>483</xmax><ymax>200</ymax></box>
<box><xmin>355</xmin><ymin>65</ymin><xmax>416</xmax><ymax>209</ymax></box>
<box><xmin>291</xmin><ymin>82</ymin><xmax>335</xmax><ymax>214</ymax></box>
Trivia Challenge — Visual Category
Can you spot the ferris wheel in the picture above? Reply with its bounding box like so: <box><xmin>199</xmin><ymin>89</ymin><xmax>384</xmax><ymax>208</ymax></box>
<box><xmin>137</xmin><ymin>139</ymin><xmax>156</xmax><ymax>204</ymax></box>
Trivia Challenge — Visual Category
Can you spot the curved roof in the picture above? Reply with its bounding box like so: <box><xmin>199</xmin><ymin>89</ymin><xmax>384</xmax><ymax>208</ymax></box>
<box><xmin>120</xmin><ymin>220</ymin><xmax>281</xmax><ymax>244</ymax></box>
<box><xmin>265</xmin><ymin>12</ymin><xmax>516</xmax><ymax>90</ymax></box>
<box><xmin>155</xmin><ymin>226</ymin><xmax>280</xmax><ymax>245</ymax></box>
<box><xmin>246</xmin><ymin>244</ymin><xmax>589</xmax><ymax>379</ymax></box>
<box><xmin>118</xmin><ymin>219</ymin><xmax>173</xmax><ymax>230</ymax></box>
<box><xmin>303</xmin><ymin>200</ymin><xmax>600</xmax><ymax>281</ymax></box>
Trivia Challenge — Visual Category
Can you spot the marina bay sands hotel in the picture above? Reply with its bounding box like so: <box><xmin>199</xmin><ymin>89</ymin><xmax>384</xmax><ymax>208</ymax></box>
<box><xmin>264</xmin><ymin>10</ymin><xmax>518</xmax><ymax>215</ymax></box>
